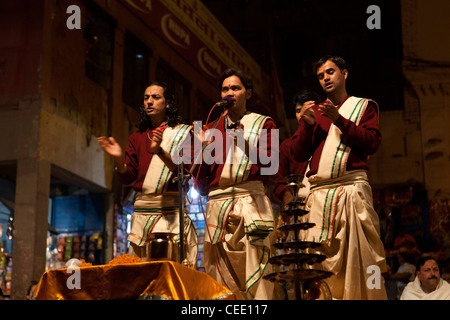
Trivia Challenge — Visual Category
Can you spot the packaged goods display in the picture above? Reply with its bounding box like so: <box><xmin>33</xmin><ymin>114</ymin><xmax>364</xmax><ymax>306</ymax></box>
<box><xmin>0</xmin><ymin>242</ymin><xmax>11</xmax><ymax>296</ymax></box>
<box><xmin>46</xmin><ymin>232</ymin><xmax>103</xmax><ymax>270</ymax></box>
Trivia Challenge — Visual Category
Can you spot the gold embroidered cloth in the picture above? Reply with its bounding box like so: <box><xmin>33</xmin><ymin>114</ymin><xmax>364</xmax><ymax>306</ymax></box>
<box><xmin>33</xmin><ymin>260</ymin><xmax>235</xmax><ymax>300</ymax></box>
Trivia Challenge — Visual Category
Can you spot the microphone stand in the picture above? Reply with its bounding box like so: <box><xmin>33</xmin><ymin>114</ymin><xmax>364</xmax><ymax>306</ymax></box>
<box><xmin>176</xmin><ymin>148</ymin><xmax>191</xmax><ymax>266</ymax></box>
<box><xmin>176</xmin><ymin>104</ymin><xmax>227</xmax><ymax>266</ymax></box>
<box><xmin>189</xmin><ymin>108</ymin><xmax>225</xmax><ymax>176</ymax></box>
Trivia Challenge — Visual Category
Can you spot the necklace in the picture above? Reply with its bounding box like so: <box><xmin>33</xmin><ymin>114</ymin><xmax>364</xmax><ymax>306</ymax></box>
<box><xmin>146</xmin><ymin>121</ymin><xmax>168</xmax><ymax>141</ymax></box>
<box><xmin>146</xmin><ymin>130</ymin><xmax>152</xmax><ymax>154</ymax></box>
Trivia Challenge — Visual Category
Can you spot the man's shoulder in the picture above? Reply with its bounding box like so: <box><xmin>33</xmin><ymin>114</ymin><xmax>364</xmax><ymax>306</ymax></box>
<box><xmin>441</xmin><ymin>279</ymin><xmax>450</xmax><ymax>289</ymax></box>
<box><xmin>244</xmin><ymin>111</ymin><xmax>270</xmax><ymax>120</ymax></box>
<box><xmin>349</xmin><ymin>96</ymin><xmax>378</xmax><ymax>109</ymax></box>
<box><xmin>400</xmin><ymin>281</ymin><xmax>419</xmax><ymax>300</ymax></box>
<box><xmin>129</xmin><ymin>129</ymin><xmax>145</xmax><ymax>140</ymax></box>
<box><xmin>243</xmin><ymin>112</ymin><xmax>276</xmax><ymax>129</ymax></box>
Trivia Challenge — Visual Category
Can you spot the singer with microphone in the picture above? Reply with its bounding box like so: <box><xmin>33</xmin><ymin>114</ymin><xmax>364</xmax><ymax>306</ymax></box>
<box><xmin>193</xmin><ymin>69</ymin><xmax>278</xmax><ymax>300</ymax></box>
<box><xmin>98</xmin><ymin>82</ymin><xmax>198</xmax><ymax>266</ymax></box>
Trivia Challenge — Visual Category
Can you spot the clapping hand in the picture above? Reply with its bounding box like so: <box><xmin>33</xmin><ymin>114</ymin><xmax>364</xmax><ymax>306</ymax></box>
<box><xmin>300</xmin><ymin>100</ymin><xmax>316</xmax><ymax>125</ymax></box>
<box><xmin>97</xmin><ymin>136</ymin><xmax>122</xmax><ymax>159</ymax></box>
<box><xmin>149</xmin><ymin>128</ymin><xmax>163</xmax><ymax>154</ymax></box>
<box><xmin>318</xmin><ymin>99</ymin><xmax>340</xmax><ymax>123</ymax></box>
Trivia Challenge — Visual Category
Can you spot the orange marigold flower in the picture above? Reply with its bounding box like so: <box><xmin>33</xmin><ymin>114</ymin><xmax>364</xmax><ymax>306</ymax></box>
<box><xmin>108</xmin><ymin>254</ymin><xmax>142</xmax><ymax>265</ymax></box>
<box><xmin>80</xmin><ymin>259</ymin><xmax>92</xmax><ymax>267</ymax></box>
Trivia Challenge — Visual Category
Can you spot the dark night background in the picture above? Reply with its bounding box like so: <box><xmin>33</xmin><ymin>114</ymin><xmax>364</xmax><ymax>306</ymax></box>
<box><xmin>202</xmin><ymin>0</ymin><xmax>404</xmax><ymax>118</ymax></box>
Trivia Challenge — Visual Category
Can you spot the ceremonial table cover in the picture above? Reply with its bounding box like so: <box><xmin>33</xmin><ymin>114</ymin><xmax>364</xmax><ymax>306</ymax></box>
<box><xmin>34</xmin><ymin>260</ymin><xmax>235</xmax><ymax>300</ymax></box>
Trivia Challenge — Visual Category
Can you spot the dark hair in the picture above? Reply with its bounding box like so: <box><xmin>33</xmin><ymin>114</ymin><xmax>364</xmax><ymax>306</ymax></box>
<box><xmin>314</xmin><ymin>55</ymin><xmax>348</xmax><ymax>74</ymax></box>
<box><xmin>219</xmin><ymin>68</ymin><xmax>254</xmax><ymax>92</ymax></box>
<box><xmin>137</xmin><ymin>81</ymin><xmax>183</xmax><ymax>130</ymax></box>
<box><xmin>416</xmin><ymin>256</ymin><xmax>439</xmax><ymax>271</ymax></box>
<box><xmin>293</xmin><ymin>90</ymin><xmax>321</xmax><ymax>107</ymax></box>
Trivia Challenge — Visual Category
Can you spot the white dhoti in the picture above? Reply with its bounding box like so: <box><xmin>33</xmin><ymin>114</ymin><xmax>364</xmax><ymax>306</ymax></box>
<box><xmin>202</xmin><ymin>181</ymin><xmax>275</xmax><ymax>300</ymax></box>
<box><xmin>302</xmin><ymin>170</ymin><xmax>387</xmax><ymax>299</ymax></box>
<box><xmin>128</xmin><ymin>192</ymin><xmax>198</xmax><ymax>268</ymax></box>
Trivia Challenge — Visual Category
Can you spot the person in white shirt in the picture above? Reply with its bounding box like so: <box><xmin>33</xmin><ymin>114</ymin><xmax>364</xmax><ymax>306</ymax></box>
<box><xmin>401</xmin><ymin>256</ymin><xmax>450</xmax><ymax>300</ymax></box>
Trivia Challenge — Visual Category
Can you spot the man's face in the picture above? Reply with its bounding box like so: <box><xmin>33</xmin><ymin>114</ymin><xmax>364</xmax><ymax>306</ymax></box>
<box><xmin>295</xmin><ymin>100</ymin><xmax>316</xmax><ymax>123</ymax></box>
<box><xmin>143</xmin><ymin>85</ymin><xmax>167</xmax><ymax>118</ymax></box>
<box><xmin>316</xmin><ymin>60</ymin><xmax>348</xmax><ymax>95</ymax></box>
<box><xmin>295</xmin><ymin>104</ymin><xmax>303</xmax><ymax>122</ymax></box>
<box><xmin>417</xmin><ymin>259</ymin><xmax>440</xmax><ymax>292</ymax></box>
<box><xmin>221</xmin><ymin>75</ymin><xmax>252</xmax><ymax>111</ymax></box>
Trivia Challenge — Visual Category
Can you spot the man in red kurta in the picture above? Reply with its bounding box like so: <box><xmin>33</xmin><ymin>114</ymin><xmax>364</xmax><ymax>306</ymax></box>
<box><xmin>290</xmin><ymin>55</ymin><xmax>387</xmax><ymax>300</ymax></box>
<box><xmin>98</xmin><ymin>82</ymin><xmax>197</xmax><ymax>266</ymax></box>
<box><xmin>273</xmin><ymin>90</ymin><xmax>321</xmax><ymax>210</ymax></box>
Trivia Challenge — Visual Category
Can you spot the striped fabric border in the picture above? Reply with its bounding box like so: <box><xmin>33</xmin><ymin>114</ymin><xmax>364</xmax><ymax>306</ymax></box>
<box><xmin>330</xmin><ymin>98</ymin><xmax>368</xmax><ymax>179</ymax></box>
<box><xmin>319</xmin><ymin>185</ymin><xmax>344</xmax><ymax>242</ymax></box>
<box><xmin>133</xmin><ymin>206</ymin><xmax>179</xmax><ymax>213</ymax></box>
<box><xmin>210</xmin><ymin>198</ymin><xmax>236</xmax><ymax>243</ymax></box>
<box><xmin>245</xmin><ymin>245</ymin><xmax>270</xmax><ymax>299</ymax></box>
<box><xmin>136</xmin><ymin>214</ymin><xmax>161</xmax><ymax>246</ymax></box>
<box><xmin>235</xmin><ymin>115</ymin><xmax>268</xmax><ymax>184</ymax></box>
<box><xmin>155</xmin><ymin>124</ymin><xmax>190</xmax><ymax>194</ymax></box>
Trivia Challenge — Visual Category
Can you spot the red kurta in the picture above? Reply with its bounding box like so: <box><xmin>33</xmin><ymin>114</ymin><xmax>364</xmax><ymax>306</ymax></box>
<box><xmin>290</xmin><ymin>96</ymin><xmax>381</xmax><ymax>177</ymax></box>
<box><xmin>273</xmin><ymin>136</ymin><xmax>309</xmax><ymax>202</ymax></box>
<box><xmin>117</xmin><ymin>126</ymin><xmax>176</xmax><ymax>192</ymax></box>
<box><xmin>193</xmin><ymin>113</ymin><xmax>278</xmax><ymax>195</ymax></box>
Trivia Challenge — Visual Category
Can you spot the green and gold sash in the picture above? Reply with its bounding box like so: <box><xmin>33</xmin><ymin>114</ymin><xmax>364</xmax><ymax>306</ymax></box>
<box><xmin>312</xmin><ymin>97</ymin><xmax>378</xmax><ymax>182</ymax></box>
<box><xmin>219</xmin><ymin>113</ymin><xmax>269</xmax><ymax>187</ymax></box>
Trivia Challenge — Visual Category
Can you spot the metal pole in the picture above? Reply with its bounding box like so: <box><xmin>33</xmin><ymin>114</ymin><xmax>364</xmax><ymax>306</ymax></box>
<box><xmin>178</xmin><ymin>149</ymin><xmax>186</xmax><ymax>264</ymax></box>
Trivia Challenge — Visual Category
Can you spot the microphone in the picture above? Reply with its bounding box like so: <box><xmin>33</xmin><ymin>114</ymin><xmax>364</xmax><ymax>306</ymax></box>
<box><xmin>215</xmin><ymin>95</ymin><xmax>235</xmax><ymax>108</ymax></box>
<box><xmin>189</xmin><ymin>96</ymin><xmax>235</xmax><ymax>175</ymax></box>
